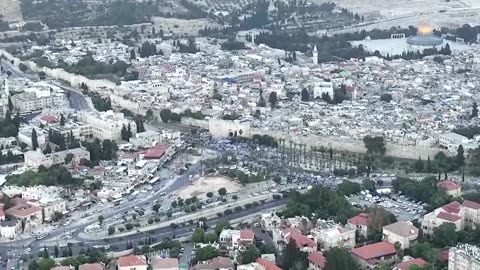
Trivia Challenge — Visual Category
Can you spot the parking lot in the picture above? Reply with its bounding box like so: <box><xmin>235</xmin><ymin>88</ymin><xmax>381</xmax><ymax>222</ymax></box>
<box><xmin>349</xmin><ymin>193</ymin><xmax>429</xmax><ymax>221</ymax></box>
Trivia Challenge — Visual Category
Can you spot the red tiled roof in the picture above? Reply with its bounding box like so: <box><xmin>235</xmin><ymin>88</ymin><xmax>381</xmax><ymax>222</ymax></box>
<box><xmin>437</xmin><ymin>180</ymin><xmax>461</xmax><ymax>191</ymax></box>
<box><xmin>151</xmin><ymin>258</ymin><xmax>179</xmax><ymax>269</ymax></box>
<box><xmin>463</xmin><ymin>200</ymin><xmax>480</xmax><ymax>210</ymax></box>
<box><xmin>40</xmin><ymin>114</ymin><xmax>58</xmax><ymax>122</ymax></box>
<box><xmin>117</xmin><ymin>255</ymin><xmax>146</xmax><ymax>267</ymax></box>
<box><xmin>442</xmin><ymin>201</ymin><xmax>461</xmax><ymax>214</ymax></box>
<box><xmin>144</xmin><ymin>146</ymin><xmax>167</xmax><ymax>159</ymax></box>
<box><xmin>240</xmin><ymin>230</ymin><xmax>255</xmax><ymax>240</ymax></box>
<box><xmin>348</xmin><ymin>213</ymin><xmax>369</xmax><ymax>226</ymax></box>
<box><xmin>78</xmin><ymin>263</ymin><xmax>104</xmax><ymax>270</ymax></box>
<box><xmin>396</xmin><ymin>258</ymin><xmax>427</xmax><ymax>270</ymax></box>
<box><xmin>351</xmin><ymin>242</ymin><xmax>397</xmax><ymax>260</ymax></box>
<box><xmin>5</xmin><ymin>204</ymin><xmax>42</xmax><ymax>217</ymax></box>
<box><xmin>0</xmin><ymin>209</ymin><xmax>4</xmax><ymax>217</ymax></box>
<box><xmin>437</xmin><ymin>211</ymin><xmax>461</xmax><ymax>222</ymax></box>
<box><xmin>256</xmin><ymin>258</ymin><xmax>283</xmax><ymax>270</ymax></box>
<box><xmin>284</xmin><ymin>228</ymin><xmax>316</xmax><ymax>249</ymax></box>
<box><xmin>308</xmin><ymin>252</ymin><xmax>326</xmax><ymax>269</ymax></box>
<box><xmin>50</xmin><ymin>267</ymin><xmax>70</xmax><ymax>270</ymax></box>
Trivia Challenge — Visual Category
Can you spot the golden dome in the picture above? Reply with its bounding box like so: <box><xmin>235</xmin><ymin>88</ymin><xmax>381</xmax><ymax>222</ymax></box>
<box><xmin>417</xmin><ymin>23</ymin><xmax>433</xmax><ymax>36</ymax></box>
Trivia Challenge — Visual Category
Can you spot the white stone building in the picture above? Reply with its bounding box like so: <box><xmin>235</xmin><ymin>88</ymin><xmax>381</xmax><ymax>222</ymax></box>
<box><xmin>77</xmin><ymin>110</ymin><xmax>137</xmax><ymax>141</ymax></box>
<box><xmin>449</xmin><ymin>244</ymin><xmax>480</xmax><ymax>270</ymax></box>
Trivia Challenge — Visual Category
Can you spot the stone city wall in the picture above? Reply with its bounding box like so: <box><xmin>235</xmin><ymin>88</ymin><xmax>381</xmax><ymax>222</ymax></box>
<box><xmin>0</xmin><ymin>49</ymin><xmax>117</xmax><ymax>92</ymax></box>
<box><xmin>184</xmin><ymin>118</ymin><xmax>442</xmax><ymax>160</ymax></box>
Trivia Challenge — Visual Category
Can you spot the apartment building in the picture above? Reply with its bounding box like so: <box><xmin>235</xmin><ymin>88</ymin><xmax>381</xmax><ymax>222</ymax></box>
<box><xmin>12</xmin><ymin>92</ymin><xmax>64</xmax><ymax>113</ymax></box>
<box><xmin>382</xmin><ymin>221</ymin><xmax>419</xmax><ymax>249</ymax></box>
<box><xmin>219</xmin><ymin>229</ymin><xmax>254</xmax><ymax>251</ymax></box>
<box><xmin>307</xmin><ymin>252</ymin><xmax>326</xmax><ymax>270</ymax></box>
<box><xmin>421</xmin><ymin>201</ymin><xmax>463</xmax><ymax>235</ymax></box>
<box><xmin>310</xmin><ymin>221</ymin><xmax>356</xmax><ymax>250</ymax></box>
<box><xmin>348</xmin><ymin>213</ymin><xmax>370</xmax><ymax>238</ymax></box>
<box><xmin>462</xmin><ymin>200</ymin><xmax>480</xmax><ymax>230</ymax></box>
<box><xmin>24</xmin><ymin>148</ymin><xmax>90</xmax><ymax>168</ymax></box>
<box><xmin>422</xmin><ymin>200</ymin><xmax>480</xmax><ymax>235</ymax></box>
<box><xmin>437</xmin><ymin>180</ymin><xmax>462</xmax><ymax>197</ymax></box>
<box><xmin>448</xmin><ymin>244</ymin><xmax>480</xmax><ymax>270</ymax></box>
<box><xmin>77</xmin><ymin>110</ymin><xmax>136</xmax><ymax>141</ymax></box>
<box><xmin>261</xmin><ymin>213</ymin><xmax>281</xmax><ymax>231</ymax></box>
<box><xmin>351</xmin><ymin>242</ymin><xmax>397</xmax><ymax>269</ymax></box>
<box><xmin>0</xmin><ymin>219</ymin><xmax>22</xmax><ymax>239</ymax></box>
<box><xmin>18</xmin><ymin>127</ymin><xmax>47</xmax><ymax>148</ymax></box>
<box><xmin>5</xmin><ymin>203</ymin><xmax>43</xmax><ymax>230</ymax></box>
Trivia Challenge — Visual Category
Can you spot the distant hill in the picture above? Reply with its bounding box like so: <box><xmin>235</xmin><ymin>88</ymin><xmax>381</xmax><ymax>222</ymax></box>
<box><xmin>0</xmin><ymin>0</ymin><xmax>23</xmax><ymax>22</ymax></box>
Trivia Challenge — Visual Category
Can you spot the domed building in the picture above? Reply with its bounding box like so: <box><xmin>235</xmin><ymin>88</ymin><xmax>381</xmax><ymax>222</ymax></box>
<box><xmin>407</xmin><ymin>23</ymin><xmax>443</xmax><ymax>46</ymax></box>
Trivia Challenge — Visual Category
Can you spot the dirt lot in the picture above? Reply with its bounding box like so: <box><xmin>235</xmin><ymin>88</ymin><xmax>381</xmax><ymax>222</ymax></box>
<box><xmin>0</xmin><ymin>0</ymin><xmax>22</xmax><ymax>22</ymax></box>
<box><xmin>178</xmin><ymin>175</ymin><xmax>244</xmax><ymax>199</ymax></box>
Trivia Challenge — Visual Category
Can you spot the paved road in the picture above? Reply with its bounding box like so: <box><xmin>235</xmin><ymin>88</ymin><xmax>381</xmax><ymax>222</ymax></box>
<box><xmin>50</xmin><ymin>82</ymin><xmax>92</xmax><ymax>111</ymax></box>
<box><xmin>0</xmin><ymin>160</ymin><xmax>202</xmax><ymax>252</ymax></box>
<box><xmin>72</xmin><ymin>199</ymin><xmax>286</xmax><ymax>252</ymax></box>
<box><xmin>0</xmin><ymin>60</ymin><xmax>91</xmax><ymax>112</ymax></box>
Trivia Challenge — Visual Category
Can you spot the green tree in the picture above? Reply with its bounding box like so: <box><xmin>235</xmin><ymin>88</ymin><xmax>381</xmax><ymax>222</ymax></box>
<box><xmin>206</xmin><ymin>192</ymin><xmax>214</xmax><ymax>198</ymax></box>
<box><xmin>98</xmin><ymin>215</ymin><xmax>104</xmax><ymax>226</ymax></box>
<box><xmin>204</xmin><ymin>233</ymin><xmax>218</xmax><ymax>243</ymax></box>
<box><xmin>60</xmin><ymin>114</ymin><xmax>65</xmax><ymax>126</ymax></box>
<box><xmin>325</xmin><ymin>247</ymin><xmax>359</xmax><ymax>270</ymax></box>
<box><xmin>426</xmin><ymin>156</ymin><xmax>433</xmax><ymax>173</ymax></box>
<box><xmin>195</xmin><ymin>245</ymin><xmax>219</xmax><ymax>261</ymax></box>
<box><xmin>152</xmin><ymin>203</ymin><xmax>161</xmax><ymax>213</ymax></box>
<box><xmin>471</xmin><ymin>102</ymin><xmax>478</xmax><ymax>118</ymax></box>
<box><xmin>218</xmin><ymin>187</ymin><xmax>227</xmax><ymax>196</ymax></box>
<box><xmin>238</xmin><ymin>245</ymin><xmax>261</xmax><ymax>264</ymax></box>
<box><xmin>337</xmin><ymin>180</ymin><xmax>361</xmax><ymax>196</ymax></box>
<box><xmin>130</xmin><ymin>49</ymin><xmax>136</xmax><ymax>60</ymax></box>
<box><xmin>456</xmin><ymin>145</ymin><xmax>465</xmax><ymax>167</ymax></box>
<box><xmin>43</xmin><ymin>143</ymin><xmax>52</xmax><ymax>154</ymax></box>
<box><xmin>31</xmin><ymin>128</ymin><xmax>38</xmax><ymax>150</ymax></box>
<box><xmin>283</xmin><ymin>239</ymin><xmax>299</xmax><ymax>270</ymax></box>
<box><xmin>269</xmin><ymin>91</ymin><xmax>278</xmax><ymax>108</ymax></box>
<box><xmin>410</xmin><ymin>242</ymin><xmax>437</xmax><ymax>262</ymax></box>
<box><xmin>214</xmin><ymin>221</ymin><xmax>231</xmax><ymax>236</ymax></box>
<box><xmin>301</xmin><ymin>88</ymin><xmax>310</xmax><ymax>102</ymax></box>
<box><xmin>362</xmin><ymin>179</ymin><xmax>376</xmax><ymax>192</ymax></box>
<box><xmin>108</xmin><ymin>226</ymin><xmax>115</xmax><ymax>235</ymax></box>
<box><xmin>38</xmin><ymin>258</ymin><xmax>55</xmax><ymax>270</ymax></box>
<box><xmin>38</xmin><ymin>71</ymin><xmax>46</xmax><ymax>80</ymax></box>
<box><xmin>380</xmin><ymin>93</ymin><xmax>392</xmax><ymax>102</ymax></box>
<box><xmin>64</xmin><ymin>153</ymin><xmax>74</xmax><ymax>165</ymax></box>
<box><xmin>54</xmin><ymin>245</ymin><xmax>59</xmax><ymax>258</ymax></box>
<box><xmin>160</xmin><ymin>109</ymin><xmax>171</xmax><ymax>123</ymax></box>
<box><xmin>363</xmin><ymin>136</ymin><xmax>386</xmax><ymax>155</ymax></box>
<box><xmin>414</xmin><ymin>156</ymin><xmax>424</xmax><ymax>173</ymax></box>
<box><xmin>192</xmin><ymin>228</ymin><xmax>206</xmax><ymax>243</ymax></box>
<box><xmin>368</xmin><ymin>206</ymin><xmax>396</xmax><ymax>237</ymax></box>
<box><xmin>433</xmin><ymin>223</ymin><xmax>458</xmax><ymax>247</ymax></box>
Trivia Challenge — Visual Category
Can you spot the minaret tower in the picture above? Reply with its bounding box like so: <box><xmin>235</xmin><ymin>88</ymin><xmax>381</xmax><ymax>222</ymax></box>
<box><xmin>313</xmin><ymin>45</ymin><xmax>318</xmax><ymax>65</ymax></box>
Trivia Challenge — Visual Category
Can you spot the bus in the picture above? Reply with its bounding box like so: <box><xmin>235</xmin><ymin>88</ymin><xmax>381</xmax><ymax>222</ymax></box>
<box><xmin>149</xmin><ymin>176</ymin><xmax>161</xmax><ymax>185</ymax></box>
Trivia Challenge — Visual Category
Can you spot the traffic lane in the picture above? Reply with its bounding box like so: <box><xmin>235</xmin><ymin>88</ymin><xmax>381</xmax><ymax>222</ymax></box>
<box><xmin>37</xmin><ymin>199</ymin><xmax>285</xmax><ymax>257</ymax></box>
<box><xmin>76</xmin><ymin>199</ymin><xmax>286</xmax><ymax>247</ymax></box>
